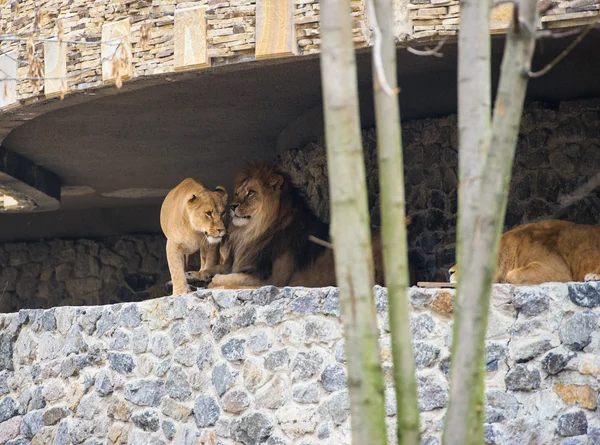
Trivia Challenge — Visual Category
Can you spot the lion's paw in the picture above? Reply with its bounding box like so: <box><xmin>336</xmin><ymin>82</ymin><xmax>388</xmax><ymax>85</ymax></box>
<box><xmin>584</xmin><ymin>273</ymin><xmax>600</xmax><ymax>282</ymax></box>
<box><xmin>209</xmin><ymin>274</ymin><xmax>229</xmax><ymax>288</ymax></box>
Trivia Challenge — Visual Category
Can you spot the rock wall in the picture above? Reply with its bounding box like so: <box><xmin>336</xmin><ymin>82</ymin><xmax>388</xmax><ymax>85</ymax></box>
<box><xmin>0</xmin><ymin>235</ymin><xmax>170</xmax><ymax>313</ymax></box>
<box><xmin>0</xmin><ymin>283</ymin><xmax>599</xmax><ymax>444</ymax></box>
<box><xmin>277</xmin><ymin>98</ymin><xmax>600</xmax><ymax>282</ymax></box>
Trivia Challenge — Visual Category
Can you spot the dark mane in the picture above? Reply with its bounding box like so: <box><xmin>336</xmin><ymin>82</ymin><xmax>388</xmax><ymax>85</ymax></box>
<box><xmin>232</xmin><ymin>163</ymin><xmax>329</xmax><ymax>280</ymax></box>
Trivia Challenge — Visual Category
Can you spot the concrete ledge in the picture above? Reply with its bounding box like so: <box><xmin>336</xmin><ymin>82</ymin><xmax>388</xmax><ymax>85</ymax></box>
<box><xmin>0</xmin><ymin>283</ymin><xmax>599</xmax><ymax>444</ymax></box>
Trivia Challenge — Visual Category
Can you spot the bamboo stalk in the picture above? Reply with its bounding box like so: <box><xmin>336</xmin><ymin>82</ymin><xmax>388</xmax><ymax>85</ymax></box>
<box><xmin>319</xmin><ymin>1</ymin><xmax>388</xmax><ymax>444</ymax></box>
<box><xmin>443</xmin><ymin>1</ymin><xmax>540</xmax><ymax>444</ymax></box>
<box><xmin>370</xmin><ymin>0</ymin><xmax>420</xmax><ymax>444</ymax></box>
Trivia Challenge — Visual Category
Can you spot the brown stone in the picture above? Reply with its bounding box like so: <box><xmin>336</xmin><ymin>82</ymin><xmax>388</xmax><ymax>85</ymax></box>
<box><xmin>580</xmin><ymin>354</ymin><xmax>600</xmax><ymax>377</ymax></box>
<box><xmin>431</xmin><ymin>290</ymin><xmax>453</xmax><ymax>313</ymax></box>
<box><xmin>554</xmin><ymin>383</ymin><xmax>597</xmax><ymax>410</ymax></box>
<box><xmin>108</xmin><ymin>399</ymin><xmax>133</xmax><ymax>421</ymax></box>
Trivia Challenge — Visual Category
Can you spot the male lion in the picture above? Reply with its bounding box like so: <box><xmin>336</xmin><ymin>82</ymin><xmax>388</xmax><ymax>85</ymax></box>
<box><xmin>160</xmin><ymin>178</ymin><xmax>229</xmax><ymax>295</ymax></box>
<box><xmin>209</xmin><ymin>163</ymin><xmax>415</xmax><ymax>288</ymax></box>
<box><xmin>448</xmin><ymin>219</ymin><xmax>600</xmax><ymax>285</ymax></box>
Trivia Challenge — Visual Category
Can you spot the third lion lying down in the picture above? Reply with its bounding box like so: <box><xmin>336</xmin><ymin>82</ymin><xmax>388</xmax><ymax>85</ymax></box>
<box><xmin>208</xmin><ymin>162</ymin><xmax>415</xmax><ymax>288</ymax></box>
<box><xmin>449</xmin><ymin>219</ymin><xmax>600</xmax><ymax>285</ymax></box>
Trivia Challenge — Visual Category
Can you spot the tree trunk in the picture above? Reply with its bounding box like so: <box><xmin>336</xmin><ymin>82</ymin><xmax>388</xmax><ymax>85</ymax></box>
<box><xmin>370</xmin><ymin>0</ymin><xmax>420</xmax><ymax>444</ymax></box>
<box><xmin>319</xmin><ymin>2</ymin><xmax>388</xmax><ymax>444</ymax></box>
<box><xmin>443</xmin><ymin>1</ymin><xmax>540</xmax><ymax>444</ymax></box>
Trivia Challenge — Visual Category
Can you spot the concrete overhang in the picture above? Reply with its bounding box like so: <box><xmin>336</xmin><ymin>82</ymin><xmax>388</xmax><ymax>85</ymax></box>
<box><xmin>0</xmin><ymin>32</ymin><xmax>599</xmax><ymax>242</ymax></box>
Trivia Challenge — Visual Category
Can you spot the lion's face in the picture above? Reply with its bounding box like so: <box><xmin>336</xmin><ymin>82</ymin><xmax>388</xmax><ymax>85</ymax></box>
<box><xmin>230</xmin><ymin>173</ymin><xmax>284</xmax><ymax>228</ymax></box>
<box><xmin>187</xmin><ymin>186</ymin><xmax>228</xmax><ymax>244</ymax></box>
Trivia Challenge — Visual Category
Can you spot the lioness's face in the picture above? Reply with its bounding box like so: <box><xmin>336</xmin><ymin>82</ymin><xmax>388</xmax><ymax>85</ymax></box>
<box><xmin>187</xmin><ymin>186</ymin><xmax>228</xmax><ymax>244</ymax></box>
<box><xmin>230</xmin><ymin>173</ymin><xmax>284</xmax><ymax>227</ymax></box>
<box><xmin>448</xmin><ymin>264</ymin><xmax>458</xmax><ymax>283</ymax></box>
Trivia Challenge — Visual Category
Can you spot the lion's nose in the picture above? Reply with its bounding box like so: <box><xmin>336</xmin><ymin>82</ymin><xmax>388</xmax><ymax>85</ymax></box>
<box><xmin>230</xmin><ymin>204</ymin><xmax>239</xmax><ymax>211</ymax></box>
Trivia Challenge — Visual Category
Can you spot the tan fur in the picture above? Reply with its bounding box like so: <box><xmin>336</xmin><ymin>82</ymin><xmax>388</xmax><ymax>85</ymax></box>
<box><xmin>211</xmin><ymin>163</ymin><xmax>415</xmax><ymax>288</ymax></box>
<box><xmin>160</xmin><ymin>178</ymin><xmax>228</xmax><ymax>295</ymax></box>
<box><xmin>448</xmin><ymin>219</ymin><xmax>600</xmax><ymax>285</ymax></box>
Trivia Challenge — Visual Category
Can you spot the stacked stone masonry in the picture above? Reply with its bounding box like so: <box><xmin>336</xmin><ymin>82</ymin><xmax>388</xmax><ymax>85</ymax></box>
<box><xmin>0</xmin><ymin>0</ymin><xmax>597</xmax><ymax>106</ymax></box>
<box><xmin>0</xmin><ymin>283</ymin><xmax>599</xmax><ymax>444</ymax></box>
<box><xmin>278</xmin><ymin>98</ymin><xmax>600</xmax><ymax>281</ymax></box>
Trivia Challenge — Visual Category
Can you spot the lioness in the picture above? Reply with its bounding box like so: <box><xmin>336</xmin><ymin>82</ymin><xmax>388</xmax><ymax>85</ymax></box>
<box><xmin>449</xmin><ymin>219</ymin><xmax>600</xmax><ymax>285</ymax></box>
<box><xmin>209</xmin><ymin>163</ymin><xmax>415</xmax><ymax>288</ymax></box>
<box><xmin>160</xmin><ymin>178</ymin><xmax>229</xmax><ymax>295</ymax></box>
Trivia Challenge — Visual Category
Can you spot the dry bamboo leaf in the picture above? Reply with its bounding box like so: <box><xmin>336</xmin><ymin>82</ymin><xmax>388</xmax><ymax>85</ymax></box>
<box><xmin>57</xmin><ymin>20</ymin><xmax>64</xmax><ymax>42</ymax></box>
<box><xmin>26</xmin><ymin>34</ymin><xmax>35</xmax><ymax>61</ymax></box>
<box><xmin>140</xmin><ymin>23</ymin><xmax>151</xmax><ymax>50</ymax></box>
<box><xmin>3</xmin><ymin>82</ymin><xmax>8</xmax><ymax>100</ymax></box>
<box><xmin>59</xmin><ymin>78</ymin><xmax>67</xmax><ymax>100</ymax></box>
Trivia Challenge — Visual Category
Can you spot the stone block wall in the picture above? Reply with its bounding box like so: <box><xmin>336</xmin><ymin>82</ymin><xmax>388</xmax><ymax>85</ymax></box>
<box><xmin>0</xmin><ymin>283</ymin><xmax>599</xmax><ymax>444</ymax></box>
<box><xmin>0</xmin><ymin>235</ymin><xmax>170</xmax><ymax>313</ymax></box>
<box><xmin>277</xmin><ymin>98</ymin><xmax>600</xmax><ymax>281</ymax></box>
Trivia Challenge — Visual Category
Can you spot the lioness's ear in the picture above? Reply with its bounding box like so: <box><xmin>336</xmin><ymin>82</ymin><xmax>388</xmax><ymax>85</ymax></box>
<box><xmin>188</xmin><ymin>194</ymin><xmax>197</xmax><ymax>204</ymax></box>
<box><xmin>268</xmin><ymin>174</ymin><xmax>284</xmax><ymax>191</ymax></box>
<box><xmin>405</xmin><ymin>216</ymin><xmax>412</xmax><ymax>226</ymax></box>
<box><xmin>214</xmin><ymin>186</ymin><xmax>228</xmax><ymax>203</ymax></box>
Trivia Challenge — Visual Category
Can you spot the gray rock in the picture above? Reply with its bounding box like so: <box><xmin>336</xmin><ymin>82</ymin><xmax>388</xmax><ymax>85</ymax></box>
<box><xmin>562</xmin><ymin>437</ymin><xmax>586</xmax><ymax>445</ymax></box>
<box><xmin>132</xmin><ymin>410</ymin><xmax>160</xmax><ymax>432</ymax></box>
<box><xmin>212</xmin><ymin>291</ymin><xmax>237</xmax><ymax>309</ymax></box>
<box><xmin>417</xmin><ymin>374</ymin><xmax>448</xmax><ymax>411</ymax></box>
<box><xmin>248</xmin><ymin>331</ymin><xmax>271</xmax><ymax>353</ymax></box>
<box><xmin>421</xmin><ymin>439</ymin><xmax>439</xmax><ymax>445</ymax></box>
<box><xmin>95</xmin><ymin>309</ymin><xmax>117</xmax><ymax>337</ymax></box>
<box><xmin>63</xmin><ymin>326</ymin><xmax>88</xmax><ymax>355</ymax></box>
<box><xmin>414</xmin><ymin>342</ymin><xmax>441</xmax><ymax>368</ymax></box>
<box><xmin>263</xmin><ymin>302</ymin><xmax>285</xmax><ymax>326</ymax></box>
<box><xmin>485</xmin><ymin>343</ymin><xmax>508</xmax><ymax>371</ymax></box>
<box><xmin>231</xmin><ymin>411</ymin><xmax>274</xmax><ymax>445</ymax></box>
<box><xmin>318</xmin><ymin>390</ymin><xmax>350</xmax><ymax>425</ymax></box>
<box><xmin>42</xmin><ymin>407</ymin><xmax>68</xmax><ymax>426</ymax></box>
<box><xmin>30</xmin><ymin>387</ymin><xmax>45</xmax><ymax>410</ymax></box>
<box><xmin>0</xmin><ymin>332</ymin><xmax>13</xmax><ymax>371</ymax></box>
<box><xmin>264</xmin><ymin>349</ymin><xmax>290</xmax><ymax>371</ymax></box>
<box><xmin>252</xmin><ymin>286</ymin><xmax>280</xmax><ymax>305</ymax></box>
<box><xmin>320</xmin><ymin>364</ymin><xmax>347</xmax><ymax>392</ymax></box>
<box><xmin>5</xmin><ymin>439</ymin><xmax>31</xmax><ymax>445</ymax></box>
<box><xmin>124</xmin><ymin>379</ymin><xmax>165</xmax><ymax>407</ymax></box>
<box><xmin>212</xmin><ymin>362</ymin><xmax>237</xmax><ymax>397</ymax></box>
<box><xmin>335</xmin><ymin>341</ymin><xmax>346</xmax><ymax>364</ymax></box>
<box><xmin>557</xmin><ymin>410</ymin><xmax>588</xmax><ymax>437</ymax></box>
<box><xmin>151</xmin><ymin>334</ymin><xmax>171</xmax><ymax>358</ymax></box>
<box><xmin>0</xmin><ymin>396</ymin><xmax>18</xmax><ymax>422</ymax></box>
<box><xmin>110</xmin><ymin>328</ymin><xmax>131</xmax><ymax>350</ymax></box>
<box><xmin>0</xmin><ymin>370</ymin><xmax>8</xmax><ymax>395</ymax></box>
<box><xmin>107</xmin><ymin>352</ymin><xmax>135</xmax><ymax>374</ymax></box>
<box><xmin>266</xmin><ymin>437</ymin><xmax>287</xmax><ymax>445</ymax></box>
<box><xmin>232</xmin><ymin>307</ymin><xmax>257</xmax><ymax>329</ymax></box>
<box><xmin>412</xmin><ymin>314</ymin><xmax>435</xmax><ymax>340</ymax></box>
<box><xmin>484</xmin><ymin>423</ymin><xmax>504</xmax><ymax>444</ymax></box>
<box><xmin>162</xmin><ymin>419</ymin><xmax>176</xmax><ymax>440</ymax></box>
<box><xmin>170</xmin><ymin>322</ymin><xmax>189</xmax><ymax>347</ymax></box>
<box><xmin>568</xmin><ymin>282</ymin><xmax>600</xmax><ymax>308</ymax></box>
<box><xmin>505</xmin><ymin>365</ymin><xmax>541</xmax><ymax>391</ymax></box>
<box><xmin>292</xmin><ymin>351</ymin><xmax>323</xmax><ymax>380</ymax></box>
<box><xmin>166</xmin><ymin>366</ymin><xmax>191</xmax><ymax>401</ymax></box>
<box><xmin>511</xmin><ymin>288</ymin><xmax>549</xmax><ymax>316</ymax></box>
<box><xmin>94</xmin><ymin>369</ymin><xmax>113</xmax><ymax>396</ymax></box>
<box><xmin>119</xmin><ymin>305</ymin><xmax>141</xmax><ymax>327</ymax></box>
<box><xmin>215</xmin><ymin>418</ymin><xmax>231</xmax><ymax>438</ymax></box>
<box><xmin>212</xmin><ymin>315</ymin><xmax>231</xmax><ymax>341</ymax></box>
<box><xmin>588</xmin><ymin>427</ymin><xmax>600</xmax><ymax>444</ymax></box>
<box><xmin>560</xmin><ymin>311</ymin><xmax>598</xmax><ymax>351</ymax></box>
<box><xmin>193</xmin><ymin>395</ymin><xmax>220</xmax><ymax>428</ymax></box>
<box><xmin>132</xmin><ymin>327</ymin><xmax>149</xmax><ymax>354</ymax></box>
<box><xmin>41</xmin><ymin>310</ymin><xmax>57</xmax><ymax>331</ymax></box>
<box><xmin>541</xmin><ymin>350</ymin><xmax>575</xmax><ymax>375</ymax></box>
<box><xmin>155</xmin><ymin>359</ymin><xmax>172</xmax><ymax>378</ymax></box>
<box><xmin>317</xmin><ymin>422</ymin><xmax>332</xmax><ymax>439</ymax></box>
<box><xmin>196</xmin><ymin>340</ymin><xmax>214</xmax><ymax>370</ymax></box>
<box><xmin>485</xmin><ymin>390</ymin><xmax>519</xmax><ymax>423</ymax></box>
<box><xmin>374</xmin><ymin>286</ymin><xmax>388</xmax><ymax>313</ymax></box>
<box><xmin>21</xmin><ymin>409</ymin><xmax>43</xmax><ymax>438</ymax></box>
<box><xmin>54</xmin><ymin>420</ymin><xmax>69</xmax><ymax>445</ymax></box>
<box><xmin>512</xmin><ymin>338</ymin><xmax>553</xmax><ymax>363</ymax></box>
<box><xmin>187</xmin><ymin>307</ymin><xmax>211</xmax><ymax>335</ymax></box>
<box><xmin>292</xmin><ymin>382</ymin><xmax>320</xmax><ymax>404</ymax></box>
<box><xmin>171</xmin><ymin>295</ymin><xmax>188</xmax><ymax>319</ymax></box>
<box><xmin>322</xmin><ymin>288</ymin><xmax>340</xmax><ymax>317</ymax></box>
<box><xmin>221</xmin><ymin>338</ymin><xmax>246</xmax><ymax>361</ymax></box>
<box><xmin>174</xmin><ymin>346</ymin><xmax>196</xmax><ymax>367</ymax></box>
<box><xmin>256</xmin><ymin>374</ymin><xmax>289</xmax><ymax>409</ymax></box>
<box><xmin>222</xmin><ymin>390</ymin><xmax>250</xmax><ymax>414</ymax></box>
<box><xmin>291</xmin><ymin>295</ymin><xmax>319</xmax><ymax>315</ymax></box>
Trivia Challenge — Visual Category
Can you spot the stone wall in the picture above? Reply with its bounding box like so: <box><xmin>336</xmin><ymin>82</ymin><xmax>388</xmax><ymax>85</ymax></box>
<box><xmin>0</xmin><ymin>235</ymin><xmax>170</xmax><ymax>313</ymax></box>
<box><xmin>277</xmin><ymin>98</ymin><xmax>600</xmax><ymax>282</ymax></box>
<box><xmin>0</xmin><ymin>283</ymin><xmax>599</xmax><ymax>444</ymax></box>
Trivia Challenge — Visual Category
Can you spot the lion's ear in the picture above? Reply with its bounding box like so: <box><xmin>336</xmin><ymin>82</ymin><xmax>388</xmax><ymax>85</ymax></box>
<box><xmin>268</xmin><ymin>174</ymin><xmax>284</xmax><ymax>191</ymax></box>
<box><xmin>214</xmin><ymin>186</ymin><xmax>228</xmax><ymax>203</ymax></box>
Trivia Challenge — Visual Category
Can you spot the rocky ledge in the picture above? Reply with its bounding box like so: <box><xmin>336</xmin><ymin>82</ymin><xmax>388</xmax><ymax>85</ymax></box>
<box><xmin>0</xmin><ymin>282</ymin><xmax>599</xmax><ymax>445</ymax></box>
